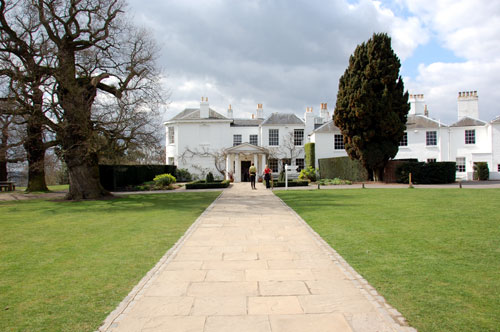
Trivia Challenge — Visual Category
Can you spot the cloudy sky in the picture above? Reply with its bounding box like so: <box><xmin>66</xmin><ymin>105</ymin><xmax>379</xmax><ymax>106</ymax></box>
<box><xmin>127</xmin><ymin>0</ymin><xmax>500</xmax><ymax>124</ymax></box>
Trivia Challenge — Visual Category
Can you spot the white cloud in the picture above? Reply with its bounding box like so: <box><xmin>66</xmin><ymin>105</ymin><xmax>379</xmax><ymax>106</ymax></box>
<box><xmin>400</xmin><ymin>0</ymin><xmax>500</xmax><ymax>122</ymax></box>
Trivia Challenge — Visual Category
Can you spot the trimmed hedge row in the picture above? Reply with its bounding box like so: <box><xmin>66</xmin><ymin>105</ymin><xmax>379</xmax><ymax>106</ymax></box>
<box><xmin>99</xmin><ymin>165</ymin><xmax>177</xmax><ymax>191</ymax></box>
<box><xmin>318</xmin><ymin>157</ymin><xmax>368</xmax><ymax>181</ymax></box>
<box><xmin>185</xmin><ymin>180</ymin><xmax>230</xmax><ymax>189</ymax></box>
<box><xmin>395</xmin><ymin>162</ymin><xmax>456</xmax><ymax>184</ymax></box>
<box><xmin>305</xmin><ymin>142</ymin><xmax>315</xmax><ymax>169</ymax></box>
<box><xmin>271</xmin><ymin>180</ymin><xmax>309</xmax><ymax>187</ymax></box>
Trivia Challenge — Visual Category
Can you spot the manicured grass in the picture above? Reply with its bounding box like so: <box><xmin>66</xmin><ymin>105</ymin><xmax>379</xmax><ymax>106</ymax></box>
<box><xmin>276</xmin><ymin>189</ymin><xmax>500</xmax><ymax>332</ymax></box>
<box><xmin>0</xmin><ymin>192</ymin><xmax>220</xmax><ymax>332</ymax></box>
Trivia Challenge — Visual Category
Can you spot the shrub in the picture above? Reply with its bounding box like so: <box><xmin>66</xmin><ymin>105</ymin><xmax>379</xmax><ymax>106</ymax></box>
<box><xmin>186</xmin><ymin>180</ymin><xmax>230</xmax><ymax>189</ymax></box>
<box><xmin>305</xmin><ymin>142</ymin><xmax>315</xmax><ymax>169</ymax></box>
<box><xmin>153</xmin><ymin>173</ymin><xmax>176</xmax><ymax>187</ymax></box>
<box><xmin>272</xmin><ymin>180</ymin><xmax>309</xmax><ymax>187</ymax></box>
<box><xmin>396</xmin><ymin>162</ymin><xmax>456</xmax><ymax>184</ymax></box>
<box><xmin>299</xmin><ymin>166</ymin><xmax>318</xmax><ymax>182</ymax></box>
<box><xmin>99</xmin><ymin>164</ymin><xmax>176</xmax><ymax>191</ymax></box>
<box><xmin>319</xmin><ymin>178</ymin><xmax>352</xmax><ymax>185</ymax></box>
<box><xmin>474</xmin><ymin>162</ymin><xmax>489</xmax><ymax>180</ymax></box>
<box><xmin>318</xmin><ymin>157</ymin><xmax>368</xmax><ymax>181</ymax></box>
<box><xmin>206</xmin><ymin>172</ymin><xmax>215</xmax><ymax>183</ymax></box>
<box><xmin>278</xmin><ymin>170</ymin><xmax>285</xmax><ymax>182</ymax></box>
<box><xmin>175</xmin><ymin>168</ymin><xmax>192</xmax><ymax>182</ymax></box>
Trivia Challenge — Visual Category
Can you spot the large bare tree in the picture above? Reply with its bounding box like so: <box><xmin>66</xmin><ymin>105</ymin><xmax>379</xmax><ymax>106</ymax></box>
<box><xmin>0</xmin><ymin>0</ymin><xmax>164</xmax><ymax>199</ymax></box>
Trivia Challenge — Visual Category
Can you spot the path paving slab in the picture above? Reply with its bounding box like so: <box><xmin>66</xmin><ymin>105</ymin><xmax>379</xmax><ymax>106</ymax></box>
<box><xmin>100</xmin><ymin>183</ymin><xmax>415</xmax><ymax>332</ymax></box>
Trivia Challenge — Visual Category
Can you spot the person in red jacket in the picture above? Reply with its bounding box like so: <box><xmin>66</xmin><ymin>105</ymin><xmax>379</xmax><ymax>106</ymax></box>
<box><xmin>263</xmin><ymin>165</ymin><xmax>272</xmax><ymax>189</ymax></box>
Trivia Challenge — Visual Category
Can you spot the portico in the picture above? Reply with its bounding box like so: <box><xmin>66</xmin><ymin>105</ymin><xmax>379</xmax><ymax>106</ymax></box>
<box><xmin>224</xmin><ymin>143</ymin><xmax>269</xmax><ymax>182</ymax></box>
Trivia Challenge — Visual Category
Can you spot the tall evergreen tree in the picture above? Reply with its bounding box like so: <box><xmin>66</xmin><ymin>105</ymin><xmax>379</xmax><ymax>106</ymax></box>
<box><xmin>334</xmin><ymin>33</ymin><xmax>409</xmax><ymax>181</ymax></box>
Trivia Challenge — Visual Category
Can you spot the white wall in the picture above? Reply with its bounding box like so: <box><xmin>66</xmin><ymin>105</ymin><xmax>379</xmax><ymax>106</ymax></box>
<box><xmin>395</xmin><ymin>128</ymin><xmax>447</xmax><ymax>162</ymax></box>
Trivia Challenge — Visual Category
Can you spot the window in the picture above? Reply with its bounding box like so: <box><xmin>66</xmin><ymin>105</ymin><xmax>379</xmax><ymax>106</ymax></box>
<box><xmin>249</xmin><ymin>134</ymin><xmax>258</xmax><ymax>145</ymax></box>
<box><xmin>427</xmin><ymin>158</ymin><xmax>436</xmax><ymax>163</ymax></box>
<box><xmin>334</xmin><ymin>134</ymin><xmax>344</xmax><ymax>150</ymax></box>
<box><xmin>294</xmin><ymin>129</ymin><xmax>304</xmax><ymax>146</ymax></box>
<box><xmin>282</xmin><ymin>159</ymin><xmax>291</xmax><ymax>169</ymax></box>
<box><xmin>456</xmin><ymin>157</ymin><xmax>466</xmax><ymax>172</ymax></box>
<box><xmin>269</xmin><ymin>129</ymin><xmax>279</xmax><ymax>146</ymax></box>
<box><xmin>426</xmin><ymin>131</ymin><xmax>437</xmax><ymax>146</ymax></box>
<box><xmin>399</xmin><ymin>132</ymin><xmax>408</xmax><ymax>146</ymax></box>
<box><xmin>498</xmin><ymin>164</ymin><xmax>500</xmax><ymax>172</ymax></box>
<box><xmin>233</xmin><ymin>134</ymin><xmax>242</xmax><ymax>146</ymax></box>
<box><xmin>268</xmin><ymin>158</ymin><xmax>278</xmax><ymax>173</ymax></box>
<box><xmin>465</xmin><ymin>129</ymin><xmax>475</xmax><ymax>144</ymax></box>
<box><xmin>168</xmin><ymin>157</ymin><xmax>175</xmax><ymax>165</ymax></box>
<box><xmin>295</xmin><ymin>158</ymin><xmax>305</xmax><ymax>171</ymax></box>
<box><xmin>168</xmin><ymin>126</ymin><xmax>175</xmax><ymax>144</ymax></box>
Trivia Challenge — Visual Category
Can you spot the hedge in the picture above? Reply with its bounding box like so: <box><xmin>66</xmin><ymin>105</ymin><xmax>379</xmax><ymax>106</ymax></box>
<box><xmin>271</xmin><ymin>180</ymin><xmax>309</xmax><ymax>187</ymax></box>
<box><xmin>99</xmin><ymin>165</ymin><xmax>177</xmax><ymax>191</ymax></box>
<box><xmin>318</xmin><ymin>157</ymin><xmax>368</xmax><ymax>181</ymax></box>
<box><xmin>395</xmin><ymin>162</ymin><xmax>456</xmax><ymax>184</ymax></box>
<box><xmin>305</xmin><ymin>142</ymin><xmax>315</xmax><ymax>169</ymax></box>
<box><xmin>185</xmin><ymin>180</ymin><xmax>230</xmax><ymax>189</ymax></box>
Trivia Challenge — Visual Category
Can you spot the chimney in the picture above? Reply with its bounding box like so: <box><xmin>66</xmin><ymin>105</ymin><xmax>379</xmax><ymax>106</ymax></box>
<box><xmin>457</xmin><ymin>90</ymin><xmax>479</xmax><ymax>119</ymax></box>
<box><xmin>200</xmin><ymin>97</ymin><xmax>209</xmax><ymax>119</ymax></box>
<box><xmin>409</xmin><ymin>94</ymin><xmax>425</xmax><ymax>115</ymax></box>
<box><xmin>304</xmin><ymin>107</ymin><xmax>315</xmax><ymax>136</ymax></box>
<box><xmin>424</xmin><ymin>105</ymin><xmax>429</xmax><ymax>117</ymax></box>
<box><xmin>320</xmin><ymin>103</ymin><xmax>330</xmax><ymax>122</ymax></box>
<box><xmin>256</xmin><ymin>103</ymin><xmax>264</xmax><ymax>119</ymax></box>
<box><xmin>227</xmin><ymin>104</ymin><xmax>233</xmax><ymax>118</ymax></box>
<box><xmin>251</xmin><ymin>113</ymin><xmax>255</xmax><ymax>119</ymax></box>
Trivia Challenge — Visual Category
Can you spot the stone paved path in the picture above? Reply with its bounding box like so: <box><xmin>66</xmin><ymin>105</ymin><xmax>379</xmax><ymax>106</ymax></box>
<box><xmin>101</xmin><ymin>183</ymin><xmax>416</xmax><ymax>332</ymax></box>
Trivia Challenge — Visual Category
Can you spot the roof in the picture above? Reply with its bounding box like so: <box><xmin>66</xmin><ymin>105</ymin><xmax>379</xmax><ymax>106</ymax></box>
<box><xmin>231</xmin><ymin>119</ymin><xmax>263</xmax><ymax>127</ymax></box>
<box><xmin>224</xmin><ymin>142</ymin><xmax>269</xmax><ymax>154</ymax></box>
<box><xmin>450</xmin><ymin>116</ymin><xmax>487</xmax><ymax>127</ymax></box>
<box><xmin>406</xmin><ymin>115</ymin><xmax>444</xmax><ymax>129</ymax></box>
<box><xmin>261</xmin><ymin>113</ymin><xmax>304</xmax><ymax>126</ymax></box>
<box><xmin>169</xmin><ymin>108</ymin><xmax>227</xmax><ymax>121</ymax></box>
<box><xmin>311</xmin><ymin>120</ymin><xmax>340</xmax><ymax>133</ymax></box>
<box><xmin>491</xmin><ymin>116</ymin><xmax>500</xmax><ymax>124</ymax></box>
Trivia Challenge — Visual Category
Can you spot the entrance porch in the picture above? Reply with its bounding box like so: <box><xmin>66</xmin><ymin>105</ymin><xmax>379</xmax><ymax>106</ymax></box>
<box><xmin>224</xmin><ymin>143</ymin><xmax>269</xmax><ymax>182</ymax></box>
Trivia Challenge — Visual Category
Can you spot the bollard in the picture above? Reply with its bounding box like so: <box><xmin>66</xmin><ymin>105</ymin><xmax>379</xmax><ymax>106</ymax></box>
<box><xmin>362</xmin><ymin>183</ymin><xmax>365</xmax><ymax>189</ymax></box>
<box><xmin>459</xmin><ymin>182</ymin><xmax>462</xmax><ymax>189</ymax></box>
<box><xmin>409</xmin><ymin>172</ymin><xmax>414</xmax><ymax>188</ymax></box>
<box><xmin>317</xmin><ymin>183</ymin><xmax>320</xmax><ymax>190</ymax></box>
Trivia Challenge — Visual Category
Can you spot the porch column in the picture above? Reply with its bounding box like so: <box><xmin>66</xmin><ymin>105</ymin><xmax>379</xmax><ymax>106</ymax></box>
<box><xmin>261</xmin><ymin>154</ymin><xmax>266</xmax><ymax>174</ymax></box>
<box><xmin>254</xmin><ymin>154</ymin><xmax>259</xmax><ymax>172</ymax></box>
<box><xmin>225</xmin><ymin>154</ymin><xmax>230</xmax><ymax>180</ymax></box>
<box><xmin>235</xmin><ymin>153</ymin><xmax>241</xmax><ymax>182</ymax></box>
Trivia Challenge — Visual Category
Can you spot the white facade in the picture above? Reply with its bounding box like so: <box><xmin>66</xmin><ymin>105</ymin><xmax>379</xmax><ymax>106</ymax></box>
<box><xmin>309</xmin><ymin>91</ymin><xmax>500</xmax><ymax>180</ymax></box>
<box><xmin>165</xmin><ymin>98</ymin><xmax>325</xmax><ymax>181</ymax></box>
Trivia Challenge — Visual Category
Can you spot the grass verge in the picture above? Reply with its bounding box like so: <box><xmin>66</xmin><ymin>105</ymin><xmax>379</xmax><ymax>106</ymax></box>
<box><xmin>275</xmin><ymin>189</ymin><xmax>500</xmax><ymax>332</ymax></box>
<box><xmin>0</xmin><ymin>192</ymin><xmax>220</xmax><ymax>331</ymax></box>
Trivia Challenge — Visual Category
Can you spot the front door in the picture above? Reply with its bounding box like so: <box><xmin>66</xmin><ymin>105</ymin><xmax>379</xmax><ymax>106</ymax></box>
<box><xmin>241</xmin><ymin>161</ymin><xmax>251</xmax><ymax>182</ymax></box>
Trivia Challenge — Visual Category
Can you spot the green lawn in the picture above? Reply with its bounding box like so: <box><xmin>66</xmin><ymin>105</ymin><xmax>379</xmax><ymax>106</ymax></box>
<box><xmin>276</xmin><ymin>189</ymin><xmax>500</xmax><ymax>332</ymax></box>
<box><xmin>0</xmin><ymin>192</ymin><xmax>220</xmax><ymax>332</ymax></box>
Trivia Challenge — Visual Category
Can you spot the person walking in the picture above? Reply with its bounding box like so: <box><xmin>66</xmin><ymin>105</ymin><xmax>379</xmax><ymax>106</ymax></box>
<box><xmin>249</xmin><ymin>163</ymin><xmax>257</xmax><ymax>190</ymax></box>
<box><xmin>263</xmin><ymin>164</ymin><xmax>272</xmax><ymax>189</ymax></box>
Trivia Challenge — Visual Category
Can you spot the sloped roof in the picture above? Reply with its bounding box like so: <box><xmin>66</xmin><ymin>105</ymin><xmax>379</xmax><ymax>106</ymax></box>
<box><xmin>312</xmin><ymin>120</ymin><xmax>340</xmax><ymax>133</ymax></box>
<box><xmin>490</xmin><ymin>116</ymin><xmax>500</xmax><ymax>124</ymax></box>
<box><xmin>224</xmin><ymin>142</ymin><xmax>269</xmax><ymax>154</ymax></box>
<box><xmin>169</xmin><ymin>108</ymin><xmax>227</xmax><ymax>121</ymax></box>
<box><xmin>261</xmin><ymin>113</ymin><xmax>304</xmax><ymax>125</ymax></box>
<box><xmin>231</xmin><ymin>119</ymin><xmax>263</xmax><ymax>127</ymax></box>
<box><xmin>450</xmin><ymin>116</ymin><xmax>487</xmax><ymax>127</ymax></box>
<box><xmin>406</xmin><ymin>115</ymin><xmax>444</xmax><ymax>129</ymax></box>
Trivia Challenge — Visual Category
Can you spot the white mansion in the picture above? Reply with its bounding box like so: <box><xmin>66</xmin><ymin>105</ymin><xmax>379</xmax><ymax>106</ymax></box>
<box><xmin>165</xmin><ymin>92</ymin><xmax>500</xmax><ymax>182</ymax></box>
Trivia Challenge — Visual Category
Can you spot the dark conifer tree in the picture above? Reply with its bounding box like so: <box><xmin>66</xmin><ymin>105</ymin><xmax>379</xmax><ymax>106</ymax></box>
<box><xmin>334</xmin><ymin>33</ymin><xmax>409</xmax><ymax>181</ymax></box>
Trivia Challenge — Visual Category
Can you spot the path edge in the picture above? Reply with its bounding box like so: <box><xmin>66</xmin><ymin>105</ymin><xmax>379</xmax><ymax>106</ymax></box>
<box><xmin>97</xmin><ymin>191</ymin><xmax>224</xmax><ymax>332</ymax></box>
<box><xmin>273</xmin><ymin>191</ymin><xmax>417</xmax><ymax>332</ymax></box>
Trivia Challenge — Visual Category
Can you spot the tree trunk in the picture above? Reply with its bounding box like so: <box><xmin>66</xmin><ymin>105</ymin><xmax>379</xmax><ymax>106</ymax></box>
<box><xmin>24</xmin><ymin>101</ymin><xmax>48</xmax><ymax>192</ymax></box>
<box><xmin>57</xmin><ymin>67</ymin><xmax>110</xmax><ymax>199</ymax></box>
<box><xmin>373</xmin><ymin>167</ymin><xmax>384</xmax><ymax>182</ymax></box>
<box><xmin>65</xmin><ymin>152</ymin><xmax>109</xmax><ymax>200</ymax></box>
<box><xmin>0</xmin><ymin>160</ymin><xmax>6</xmax><ymax>181</ymax></box>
